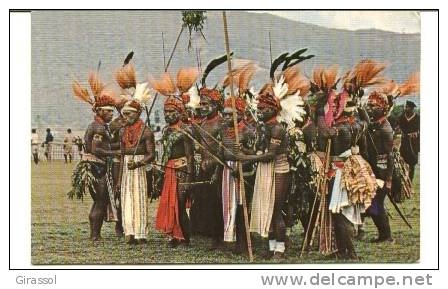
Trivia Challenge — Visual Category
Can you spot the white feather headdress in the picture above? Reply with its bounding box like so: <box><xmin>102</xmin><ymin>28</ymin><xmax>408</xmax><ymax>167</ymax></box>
<box><xmin>273</xmin><ymin>68</ymin><xmax>308</xmax><ymax>129</ymax></box>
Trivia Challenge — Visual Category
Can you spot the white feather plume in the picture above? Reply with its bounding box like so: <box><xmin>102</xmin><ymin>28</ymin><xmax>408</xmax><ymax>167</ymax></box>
<box><xmin>273</xmin><ymin>75</ymin><xmax>289</xmax><ymax>100</ymax></box>
<box><xmin>186</xmin><ymin>85</ymin><xmax>200</xmax><ymax>109</ymax></box>
<box><xmin>243</xmin><ymin>86</ymin><xmax>258</xmax><ymax>112</ymax></box>
<box><xmin>277</xmin><ymin>90</ymin><xmax>307</xmax><ymax>129</ymax></box>
<box><xmin>134</xmin><ymin>82</ymin><xmax>152</xmax><ymax>104</ymax></box>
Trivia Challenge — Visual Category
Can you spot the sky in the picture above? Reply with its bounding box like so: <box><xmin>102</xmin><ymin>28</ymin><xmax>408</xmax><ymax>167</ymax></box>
<box><xmin>251</xmin><ymin>11</ymin><xmax>420</xmax><ymax>34</ymax></box>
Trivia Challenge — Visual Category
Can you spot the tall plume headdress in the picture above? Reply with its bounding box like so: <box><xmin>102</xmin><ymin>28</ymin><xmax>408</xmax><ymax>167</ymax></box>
<box><xmin>72</xmin><ymin>70</ymin><xmax>117</xmax><ymax>113</ymax></box>
<box><xmin>197</xmin><ymin>53</ymin><xmax>234</xmax><ymax>107</ymax></box>
<box><xmin>148</xmin><ymin>67</ymin><xmax>199</xmax><ymax>113</ymax></box>
<box><xmin>222</xmin><ymin>62</ymin><xmax>257</xmax><ymax>115</ymax></box>
<box><xmin>115</xmin><ymin>60</ymin><xmax>152</xmax><ymax>114</ymax></box>
<box><xmin>343</xmin><ymin>59</ymin><xmax>387</xmax><ymax>100</ymax></box>
<box><xmin>274</xmin><ymin>66</ymin><xmax>309</xmax><ymax>129</ymax></box>
<box><xmin>258</xmin><ymin>49</ymin><xmax>313</xmax><ymax>129</ymax></box>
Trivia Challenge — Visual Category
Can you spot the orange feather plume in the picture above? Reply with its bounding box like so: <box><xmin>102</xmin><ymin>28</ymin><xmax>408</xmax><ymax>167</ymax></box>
<box><xmin>72</xmin><ymin>80</ymin><xmax>93</xmax><ymax>105</ymax></box>
<box><xmin>312</xmin><ymin>66</ymin><xmax>325</xmax><ymax>90</ymax></box>
<box><xmin>350</xmin><ymin>59</ymin><xmax>386</xmax><ymax>89</ymax></box>
<box><xmin>322</xmin><ymin>64</ymin><xmax>339</xmax><ymax>91</ymax></box>
<box><xmin>176</xmin><ymin>67</ymin><xmax>199</xmax><ymax>93</ymax></box>
<box><xmin>379</xmin><ymin>79</ymin><xmax>399</xmax><ymax>95</ymax></box>
<box><xmin>312</xmin><ymin>65</ymin><xmax>338</xmax><ymax>91</ymax></box>
<box><xmin>115</xmin><ymin>64</ymin><xmax>137</xmax><ymax>89</ymax></box>
<box><xmin>283</xmin><ymin>65</ymin><xmax>310</xmax><ymax>96</ymax></box>
<box><xmin>398</xmin><ymin>72</ymin><xmax>420</xmax><ymax>96</ymax></box>
<box><xmin>238</xmin><ymin>63</ymin><xmax>256</xmax><ymax>93</ymax></box>
<box><xmin>88</xmin><ymin>71</ymin><xmax>105</xmax><ymax>98</ymax></box>
<box><xmin>148</xmin><ymin>72</ymin><xmax>177</xmax><ymax>96</ymax></box>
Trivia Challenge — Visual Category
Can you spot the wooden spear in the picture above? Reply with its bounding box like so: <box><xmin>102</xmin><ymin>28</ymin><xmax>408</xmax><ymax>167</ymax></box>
<box><xmin>222</xmin><ymin>11</ymin><xmax>254</xmax><ymax>262</ymax></box>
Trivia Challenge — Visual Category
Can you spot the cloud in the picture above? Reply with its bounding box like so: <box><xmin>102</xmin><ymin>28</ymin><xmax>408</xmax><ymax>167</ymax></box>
<box><xmin>252</xmin><ymin>11</ymin><xmax>420</xmax><ymax>34</ymax></box>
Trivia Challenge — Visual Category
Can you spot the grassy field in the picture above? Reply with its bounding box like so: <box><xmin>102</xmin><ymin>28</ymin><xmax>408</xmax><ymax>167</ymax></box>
<box><xmin>31</xmin><ymin>161</ymin><xmax>420</xmax><ymax>265</ymax></box>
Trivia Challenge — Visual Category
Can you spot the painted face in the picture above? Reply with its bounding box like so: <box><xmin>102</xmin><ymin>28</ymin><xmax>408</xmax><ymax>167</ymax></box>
<box><xmin>366</xmin><ymin>103</ymin><xmax>384</xmax><ymax>121</ymax></box>
<box><xmin>122</xmin><ymin>110</ymin><xmax>140</xmax><ymax>125</ymax></box>
<box><xmin>164</xmin><ymin>108</ymin><xmax>180</xmax><ymax>124</ymax></box>
<box><xmin>99</xmin><ymin>108</ymin><xmax>114</xmax><ymax>123</ymax></box>
<box><xmin>199</xmin><ymin>97</ymin><xmax>217</xmax><ymax>118</ymax></box>
<box><xmin>222</xmin><ymin>107</ymin><xmax>243</xmax><ymax>127</ymax></box>
<box><xmin>257</xmin><ymin>105</ymin><xmax>276</xmax><ymax>122</ymax></box>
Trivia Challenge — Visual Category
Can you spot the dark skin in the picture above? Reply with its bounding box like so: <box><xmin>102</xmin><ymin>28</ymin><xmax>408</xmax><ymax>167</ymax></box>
<box><xmin>221</xmin><ymin>107</ymin><xmax>255</xmax><ymax>252</ymax></box>
<box><xmin>108</xmin><ymin>113</ymin><xmax>127</xmax><ymax>237</ymax></box>
<box><xmin>236</xmin><ymin>105</ymin><xmax>288</xmax><ymax>163</ymax></box>
<box><xmin>120</xmin><ymin>110</ymin><xmax>156</xmax><ymax>170</ymax></box>
<box><xmin>190</xmin><ymin>96</ymin><xmax>224</xmax><ymax>244</ymax></box>
<box><xmin>162</xmin><ymin>107</ymin><xmax>195</xmax><ymax>243</ymax></box>
<box><xmin>83</xmin><ymin>107</ymin><xmax>115</xmax><ymax>241</ymax></box>
<box><xmin>221</xmin><ymin>107</ymin><xmax>255</xmax><ymax>160</ymax></box>
<box><xmin>365</xmin><ymin>104</ymin><xmax>394</xmax><ymax>188</ymax></box>
<box><xmin>365</xmin><ymin>102</ymin><xmax>394</xmax><ymax>242</ymax></box>
<box><xmin>316</xmin><ymin>103</ymin><xmax>365</xmax><ymax>259</ymax></box>
<box><xmin>235</xmin><ymin>104</ymin><xmax>291</xmax><ymax>252</ymax></box>
<box><xmin>195</xmin><ymin>97</ymin><xmax>223</xmax><ymax>171</ymax></box>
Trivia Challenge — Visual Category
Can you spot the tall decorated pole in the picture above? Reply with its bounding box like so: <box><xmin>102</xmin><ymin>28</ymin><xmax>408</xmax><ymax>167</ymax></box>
<box><xmin>222</xmin><ymin>11</ymin><xmax>254</xmax><ymax>262</ymax></box>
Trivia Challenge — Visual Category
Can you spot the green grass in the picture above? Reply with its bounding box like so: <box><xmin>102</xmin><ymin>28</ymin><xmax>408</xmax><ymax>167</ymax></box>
<box><xmin>31</xmin><ymin>161</ymin><xmax>420</xmax><ymax>265</ymax></box>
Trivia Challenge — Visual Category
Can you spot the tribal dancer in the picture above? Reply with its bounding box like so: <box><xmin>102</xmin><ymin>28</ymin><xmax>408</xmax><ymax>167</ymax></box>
<box><xmin>151</xmin><ymin>70</ymin><xmax>196</xmax><ymax>247</ymax></box>
<box><xmin>71</xmin><ymin>72</ymin><xmax>120</xmax><ymax>241</ymax></box>
<box><xmin>235</xmin><ymin>67</ymin><xmax>309</xmax><ymax>259</ymax></box>
<box><xmin>220</xmin><ymin>64</ymin><xmax>256</xmax><ymax>254</ymax></box>
<box><xmin>365</xmin><ymin>91</ymin><xmax>395</xmax><ymax>243</ymax></box>
<box><xmin>109</xmin><ymin>97</ymin><xmax>128</xmax><ymax>237</ymax></box>
<box><xmin>312</xmin><ymin>63</ymin><xmax>379</xmax><ymax>259</ymax></box>
<box><xmin>115</xmin><ymin>64</ymin><xmax>155</xmax><ymax>244</ymax></box>
<box><xmin>189</xmin><ymin>54</ymin><xmax>230</xmax><ymax>247</ymax></box>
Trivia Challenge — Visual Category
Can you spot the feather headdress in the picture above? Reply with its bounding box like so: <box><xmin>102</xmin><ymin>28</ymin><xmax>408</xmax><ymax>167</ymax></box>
<box><xmin>342</xmin><ymin>60</ymin><xmax>386</xmax><ymax>99</ymax></box>
<box><xmin>72</xmin><ymin>80</ymin><xmax>93</xmax><ymax>105</ymax></box>
<box><xmin>222</xmin><ymin>62</ymin><xmax>257</xmax><ymax>96</ymax></box>
<box><xmin>311</xmin><ymin>65</ymin><xmax>340</xmax><ymax>93</ymax></box>
<box><xmin>88</xmin><ymin>71</ymin><xmax>105</xmax><ymax>98</ymax></box>
<box><xmin>115</xmin><ymin>64</ymin><xmax>137</xmax><ymax>90</ymax></box>
<box><xmin>149</xmin><ymin>67</ymin><xmax>200</xmax><ymax>110</ymax></box>
<box><xmin>397</xmin><ymin>72</ymin><xmax>420</xmax><ymax>97</ymax></box>
<box><xmin>72</xmin><ymin>76</ymin><xmax>116</xmax><ymax>112</ymax></box>
<box><xmin>274</xmin><ymin>70</ymin><xmax>308</xmax><ymax>128</ymax></box>
<box><xmin>176</xmin><ymin>67</ymin><xmax>200</xmax><ymax>109</ymax></box>
<box><xmin>115</xmin><ymin>63</ymin><xmax>153</xmax><ymax>113</ymax></box>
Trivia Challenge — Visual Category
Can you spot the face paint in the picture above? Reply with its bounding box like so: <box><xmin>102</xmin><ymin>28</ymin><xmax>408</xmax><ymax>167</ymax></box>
<box><xmin>199</xmin><ymin>98</ymin><xmax>217</xmax><ymax>117</ymax></box>
<box><xmin>366</xmin><ymin>103</ymin><xmax>384</xmax><ymax>121</ymax></box>
<box><xmin>122</xmin><ymin>111</ymin><xmax>139</xmax><ymax>125</ymax></box>
<box><xmin>100</xmin><ymin>108</ymin><xmax>114</xmax><ymax>123</ymax></box>
<box><xmin>222</xmin><ymin>107</ymin><xmax>243</xmax><ymax>127</ymax></box>
<box><xmin>164</xmin><ymin>108</ymin><xmax>179</xmax><ymax>124</ymax></box>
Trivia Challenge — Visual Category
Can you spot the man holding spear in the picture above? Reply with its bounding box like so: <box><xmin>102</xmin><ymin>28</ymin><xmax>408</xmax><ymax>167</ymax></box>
<box><xmin>151</xmin><ymin>70</ymin><xmax>196</xmax><ymax>247</ymax></box>
<box><xmin>219</xmin><ymin>64</ymin><xmax>256</xmax><ymax>254</ymax></box>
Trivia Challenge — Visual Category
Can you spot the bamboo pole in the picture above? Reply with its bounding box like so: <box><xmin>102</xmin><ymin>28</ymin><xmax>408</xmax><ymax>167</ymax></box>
<box><xmin>222</xmin><ymin>12</ymin><xmax>254</xmax><ymax>262</ymax></box>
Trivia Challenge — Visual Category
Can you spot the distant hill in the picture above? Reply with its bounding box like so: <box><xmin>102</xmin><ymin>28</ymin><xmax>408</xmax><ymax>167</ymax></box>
<box><xmin>31</xmin><ymin>10</ymin><xmax>420</xmax><ymax>130</ymax></box>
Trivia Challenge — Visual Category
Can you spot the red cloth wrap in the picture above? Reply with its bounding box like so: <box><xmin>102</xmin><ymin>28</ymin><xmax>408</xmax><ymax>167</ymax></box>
<box><xmin>155</xmin><ymin>160</ymin><xmax>185</xmax><ymax>240</ymax></box>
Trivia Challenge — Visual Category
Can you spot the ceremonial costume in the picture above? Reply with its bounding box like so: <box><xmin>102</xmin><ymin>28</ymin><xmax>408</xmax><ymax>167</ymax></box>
<box><xmin>150</xmin><ymin>69</ymin><xmax>196</xmax><ymax>246</ymax></box>
<box><xmin>70</xmin><ymin>73</ymin><xmax>119</xmax><ymax>240</ymax></box>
